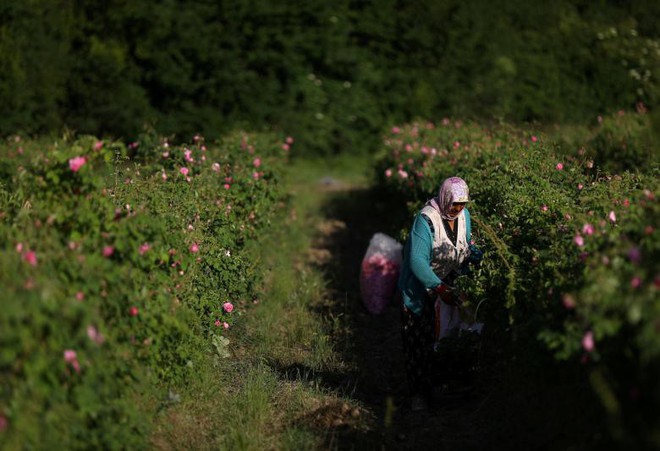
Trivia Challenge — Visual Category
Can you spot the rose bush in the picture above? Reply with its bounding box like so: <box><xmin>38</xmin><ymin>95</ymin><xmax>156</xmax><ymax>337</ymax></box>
<box><xmin>375</xmin><ymin>111</ymin><xmax>658</xmax><ymax>444</ymax></box>
<box><xmin>0</xmin><ymin>130</ymin><xmax>291</xmax><ymax>448</ymax></box>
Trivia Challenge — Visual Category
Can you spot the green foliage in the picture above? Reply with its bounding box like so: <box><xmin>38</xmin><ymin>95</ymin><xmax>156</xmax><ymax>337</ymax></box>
<box><xmin>1</xmin><ymin>1</ymin><xmax>659</xmax><ymax>155</ymax></box>
<box><xmin>0</xmin><ymin>130</ymin><xmax>290</xmax><ymax>448</ymax></box>
<box><xmin>587</xmin><ymin>110</ymin><xmax>657</xmax><ymax>173</ymax></box>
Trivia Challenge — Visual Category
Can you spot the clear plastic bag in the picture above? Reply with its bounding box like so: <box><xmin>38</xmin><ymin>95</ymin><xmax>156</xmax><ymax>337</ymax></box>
<box><xmin>359</xmin><ymin>233</ymin><xmax>403</xmax><ymax>315</ymax></box>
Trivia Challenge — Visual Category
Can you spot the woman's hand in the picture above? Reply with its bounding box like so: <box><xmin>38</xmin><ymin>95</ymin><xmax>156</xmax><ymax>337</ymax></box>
<box><xmin>435</xmin><ymin>284</ymin><xmax>461</xmax><ymax>306</ymax></box>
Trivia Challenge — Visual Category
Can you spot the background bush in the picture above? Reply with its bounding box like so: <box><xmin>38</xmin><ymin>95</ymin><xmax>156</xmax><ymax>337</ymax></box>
<box><xmin>0</xmin><ymin>0</ymin><xmax>658</xmax><ymax>155</ymax></box>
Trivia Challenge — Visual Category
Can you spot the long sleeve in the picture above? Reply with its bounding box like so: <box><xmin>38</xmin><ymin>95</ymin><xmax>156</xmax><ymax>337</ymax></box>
<box><xmin>465</xmin><ymin>208</ymin><xmax>472</xmax><ymax>243</ymax></box>
<box><xmin>408</xmin><ymin>214</ymin><xmax>442</xmax><ymax>289</ymax></box>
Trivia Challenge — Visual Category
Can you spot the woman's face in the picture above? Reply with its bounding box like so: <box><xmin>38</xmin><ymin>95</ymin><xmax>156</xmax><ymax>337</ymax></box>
<box><xmin>448</xmin><ymin>202</ymin><xmax>466</xmax><ymax>219</ymax></box>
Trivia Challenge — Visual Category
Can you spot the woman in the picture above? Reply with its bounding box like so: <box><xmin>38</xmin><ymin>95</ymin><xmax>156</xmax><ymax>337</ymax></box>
<box><xmin>398</xmin><ymin>176</ymin><xmax>482</xmax><ymax>411</ymax></box>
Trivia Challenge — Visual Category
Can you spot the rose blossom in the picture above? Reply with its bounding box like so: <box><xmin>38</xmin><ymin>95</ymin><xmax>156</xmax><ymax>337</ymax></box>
<box><xmin>582</xmin><ymin>224</ymin><xmax>594</xmax><ymax>235</ymax></box>
<box><xmin>582</xmin><ymin>331</ymin><xmax>595</xmax><ymax>352</ymax></box>
<box><xmin>69</xmin><ymin>156</ymin><xmax>87</xmax><ymax>172</ymax></box>
<box><xmin>23</xmin><ymin>250</ymin><xmax>37</xmax><ymax>266</ymax></box>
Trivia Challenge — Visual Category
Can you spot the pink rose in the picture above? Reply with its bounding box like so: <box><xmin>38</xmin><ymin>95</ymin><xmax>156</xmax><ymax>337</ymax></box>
<box><xmin>223</xmin><ymin>302</ymin><xmax>234</xmax><ymax>313</ymax></box>
<box><xmin>562</xmin><ymin>294</ymin><xmax>576</xmax><ymax>310</ymax></box>
<box><xmin>64</xmin><ymin>350</ymin><xmax>77</xmax><ymax>363</ymax></box>
<box><xmin>102</xmin><ymin>246</ymin><xmax>114</xmax><ymax>257</ymax></box>
<box><xmin>69</xmin><ymin>156</ymin><xmax>87</xmax><ymax>172</ymax></box>
<box><xmin>190</xmin><ymin>243</ymin><xmax>199</xmax><ymax>253</ymax></box>
<box><xmin>582</xmin><ymin>331</ymin><xmax>595</xmax><ymax>352</ymax></box>
<box><xmin>253</xmin><ymin>157</ymin><xmax>261</xmax><ymax>168</ymax></box>
<box><xmin>138</xmin><ymin>243</ymin><xmax>151</xmax><ymax>255</ymax></box>
<box><xmin>87</xmin><ymin>326</ymin><xmax>105</xmax><ymax>344</ymax></box>
<box><xmin>555</xmin><ymin>162</ymin><xmax>563</xmax><ymax>170</ymax></box>
<box><xmin>179</xmin><ymin>167</ymin><xmax>189</xmax><ymax>176</ymax></box>
<box><xmin>23</xmin><ymin>250</ymin><xmax>37</xmax><ymax>266</ymax></box>
<box><xmin>574</xmin><ymin>235</ymin><xmax>584</xmax><ymax>247</ymax></box>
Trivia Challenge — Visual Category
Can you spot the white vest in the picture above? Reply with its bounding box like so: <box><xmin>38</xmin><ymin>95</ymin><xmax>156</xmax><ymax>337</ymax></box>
<box><xmin>419</xmin><ymin>205</ymin><xmax>470</xmax><ymax>282</ymax></box>
<box><xmin>420</xmin><ymin>205</ymin><xmax>473</xmax><ymax>341</ymax></box>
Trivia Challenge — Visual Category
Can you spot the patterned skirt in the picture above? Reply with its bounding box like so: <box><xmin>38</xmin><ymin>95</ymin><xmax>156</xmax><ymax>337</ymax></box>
<box><xmin>400</xmin><ymin>296</ymin><xmax>435</xmax><ymax>398</ymax></box>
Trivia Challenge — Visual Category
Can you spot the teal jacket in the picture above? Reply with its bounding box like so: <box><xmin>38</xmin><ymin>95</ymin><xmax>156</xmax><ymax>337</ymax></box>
<box><xmin>398</xmin><ymin>208</ymin><xmax>473</xmax><ymax>316</ymax></box>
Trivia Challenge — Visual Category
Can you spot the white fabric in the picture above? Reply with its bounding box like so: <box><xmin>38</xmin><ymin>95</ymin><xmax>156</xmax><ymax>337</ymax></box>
<box><xmin>420</xmin><ymin>206</ymin><xmax>471</xmax><ymax>340</ymax></box>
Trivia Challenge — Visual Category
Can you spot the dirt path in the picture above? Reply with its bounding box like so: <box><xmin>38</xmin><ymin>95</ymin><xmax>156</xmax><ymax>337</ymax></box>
<box><xmin>300</xmin><ymin>175</ymin><xmax>607</xmax><ymax>451</ymax></box>
<box><xmin>305</xmin><ymin>180</ymin><xmax>498</xmax><ymax>450</ymax></box>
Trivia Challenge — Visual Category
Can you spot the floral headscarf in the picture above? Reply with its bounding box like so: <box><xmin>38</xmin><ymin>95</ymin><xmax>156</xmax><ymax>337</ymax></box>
<box><xmin>426</xmin><ymin>176</ymin><xmax>470</xmax><ymax>220</ymax></box>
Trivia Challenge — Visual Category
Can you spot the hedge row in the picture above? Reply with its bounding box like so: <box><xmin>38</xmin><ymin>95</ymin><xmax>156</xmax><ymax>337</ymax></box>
<box><xmin>375</xmin><ymin>109</ymin><xmax>659</xmax><ymax>445</ymax></box>
<box><xmin>0</xmin><ymin>130</ymin><xmax>291</xmax><ymax>448</ymax></box>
